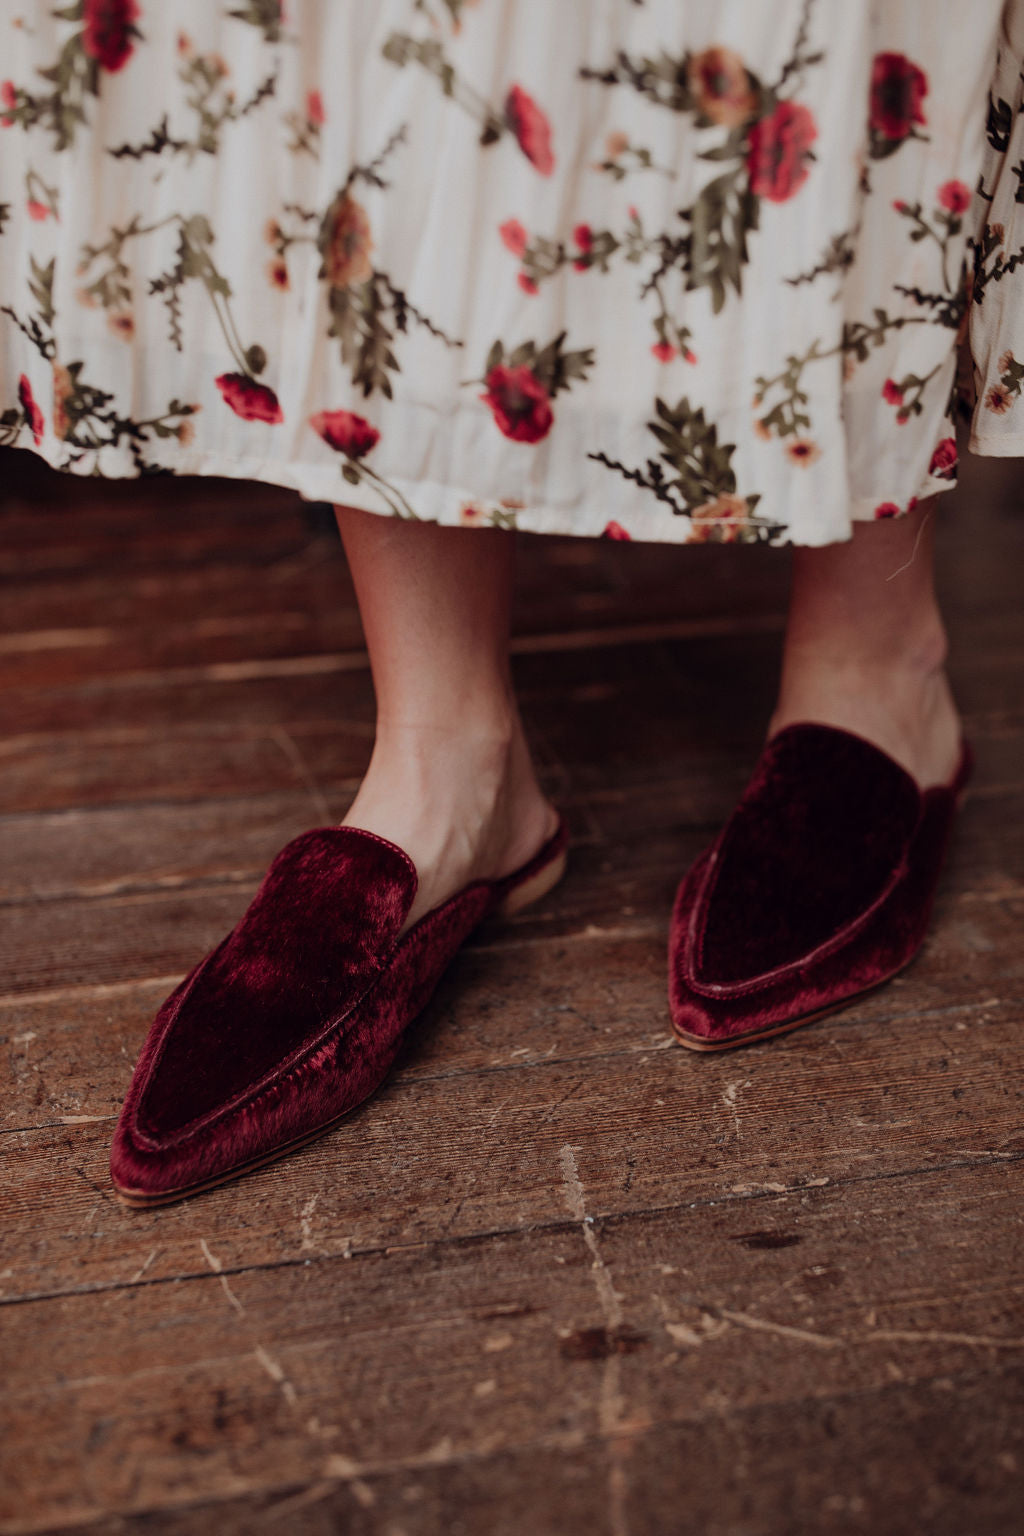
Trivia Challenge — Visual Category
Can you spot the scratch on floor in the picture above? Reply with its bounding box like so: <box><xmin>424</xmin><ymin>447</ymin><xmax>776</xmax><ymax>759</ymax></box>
<box><xmin>0</xmin><ymin>974</ymin><xmax>183</xmax><ymax>1010</ymax></box>
<box><xmin>254</xmin><ymin>1344</ymin><xmax>299</xmax><ymax>1408</ymax></box>
<box><xmin>299</xmin><ymin>1193</ymin><xmax>321</xmax><ymax>1254</ymax></box>
<box><xmin>485</xmin><ymin>1095</ymin><xmax>514</xmax><ymax>1127</ymax></box>
<box><xmin>259</xmin><ymin>1479</ymin><xmax>343</xmax><ymax>1523</ymax></box>
<box><xmin>272</xmin><ymin>725</ymin><xmax>333</xmax><ymax>824</ymax></box>
<box><xmin>558</xmin><ymin>1142</ymin><xmax>587</xmax><ymax>1223</ymax></box>
<box><xmin>717</xmin><ymin>1309</ymin><xmax>841</xmax><ymax>1349</ymax></box>
<box><xmin>197</xmin><ymin>1241</ymin><xmax>310</xmax><ymax>1413</ymax></box>
<box><xmin>864</xmin><ymin>1327</ymin><xmax>1024</xmax><ymax>1350</ymax></box>
<box><xmin>721</xmin><ymin>1079</ymin><xmax>750</xmax><ymax>1140</ymax></box>
<box><xmin>559</xmin><ymin>1144</ymin><xmax>632</xmax><ymax>1536</ymax></box>
<box><xmin>129</xmin><ymin>1249</ymin><xmax>158</xmax><ymax>1285</ymax></box>
<box><xmin>710</xmin><ymin>1311</ymin><xmax>1024</xmax><ymax>1353</ymax></box>
<box><xmin>560</xmin><ymin>1148</ymin><xmax>622</xmax><ymax>1333</ymax></box>
<box><xmin>199</xmin><ymin>1237</ymin><xmax>246</xmax><ymax>1316</ymax></box>
<box><xmin>258</xmin><ymin>1426</ymin><xmax>595</xmax><ymax>1516</ymax></box>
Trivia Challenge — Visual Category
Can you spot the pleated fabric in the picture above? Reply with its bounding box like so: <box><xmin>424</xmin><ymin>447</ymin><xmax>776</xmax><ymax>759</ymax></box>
<box><xmin>0</xmin><ymin>0</ymin><xmax>1019</xmax><ymax>545</ymax></box>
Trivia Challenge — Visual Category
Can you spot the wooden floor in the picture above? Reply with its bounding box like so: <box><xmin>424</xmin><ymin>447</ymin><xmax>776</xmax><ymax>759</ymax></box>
<box><xmin>1</xmin><ymin>449</ymin><xmax>1022</xmax><ymax>1536</ymax></box>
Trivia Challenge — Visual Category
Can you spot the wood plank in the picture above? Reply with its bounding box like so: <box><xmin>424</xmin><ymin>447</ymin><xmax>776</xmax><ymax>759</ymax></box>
<box><xmin>0</xmin><ymin>548</ymin><xmax>793</xmax><ymax>693</ymax></box>
<box><xmin>1</xmin><ymin>602</ymin><xmax>1020</xmax><ymax>759</ymax></box>
<box><xmin>22</xmin><ymin>1369</ymin><xmax>1020</xmax><ymax>1536</ymax></box>
<box><xmin>0</xmin><ymin>792</ymin><xmax>340</xmax><ymax>904</ymax></box>
<box><xmin>0</xmin><ymin>724</ymin><xmax>373</xmax><ymax>817</ymax></box>
<box><xmin>0</xmin><ymin>540</ymin><xmax>352</xmax><ymax>640</ymax></box>
<box><xmin>0</xmin><ymin>1164</ymin><xmax>1019</xmax><ymax>1532</ymax></box>
<box><xmin>4</xmin><ymin>732</ymin><xmax>1021</xmax><ymax>905</ymax></box>
<box><xmin>2</xmin><ymin>684</ymin><xmax>1022</xmax><ymax>820</ymax></box>
<box><xmin>1</xmin><ymin>892</ymin><xmax>1019</xmax><ymax>1129</ymax></box>
<box><xmin>1</xmin><ymin>901</ymin><xmax>1020</xmax><ymax>1302</ymax></box>
<box><xmin>0</xmin><ymin>758</ymin><xmax>1021</xmax><ymax>994</ymax></box>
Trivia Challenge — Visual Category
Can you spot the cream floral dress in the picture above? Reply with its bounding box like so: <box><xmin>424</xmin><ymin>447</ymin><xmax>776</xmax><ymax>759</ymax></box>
<box><xmin>1</xmin><ymin>0</ymin><xmax>1022</xmax><ymax>546</ymax></box>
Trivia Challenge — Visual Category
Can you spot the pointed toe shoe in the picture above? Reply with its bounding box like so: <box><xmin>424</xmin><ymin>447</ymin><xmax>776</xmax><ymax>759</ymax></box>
<box><xmin>669</xmin><ymin>723</ymin><xmax>972</xmax><ymax>1051</ymax></box>
<box><xmin>111</xmin><ymin>817</ymin><xmax>568</xmax><ymax>1205</ymax></box>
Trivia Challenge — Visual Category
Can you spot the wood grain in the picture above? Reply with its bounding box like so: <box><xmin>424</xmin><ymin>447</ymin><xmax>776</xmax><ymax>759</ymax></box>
<box><xmin>0</xmin><ymin>448</ymin><xmax>1021</xmax><ymax>1534</ymax></box>
<box><xmin>1</xmin><ymin>1166</ymin><xmax>1020</xmax><ymax>1532</ymax></box>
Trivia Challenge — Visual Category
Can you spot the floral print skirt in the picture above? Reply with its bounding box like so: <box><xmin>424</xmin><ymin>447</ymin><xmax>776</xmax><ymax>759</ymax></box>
<box><xmin>1</xmin><ymin>0</ymin><xmax>1023</xmax><ymax>546</ymax></box>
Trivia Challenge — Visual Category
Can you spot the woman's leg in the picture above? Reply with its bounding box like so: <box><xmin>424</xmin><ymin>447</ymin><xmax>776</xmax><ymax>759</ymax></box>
<box><xmin>770</xmin><ymin>498</ymin><xmax>961</xmax><ymax>786</ymax></box>
<box><xmin>335</xmin><ymin>505</ymin><xmax>558</xmax><ymax>930</ymax></box>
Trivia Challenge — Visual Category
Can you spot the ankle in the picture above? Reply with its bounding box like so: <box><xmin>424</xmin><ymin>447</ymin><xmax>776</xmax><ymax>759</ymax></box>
<box><xmin>346</xmin><ymin>708</ymin><xmax>549</xmax><ymax>841</ymax></box>
<box><xmin>369</xmin><ymin>710</ymin><xmax>520</xmax><ymax>794</ymax></box>
<box><xmin>770</xmin><ymin>642</ymin><xmax>960</xmax><ymax>789</ymax></box>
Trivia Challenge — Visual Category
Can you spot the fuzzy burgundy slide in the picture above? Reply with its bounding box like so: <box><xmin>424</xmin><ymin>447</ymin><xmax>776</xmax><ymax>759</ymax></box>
<box><xmin>110</xmin><ymin>818</ymin><xmax>568</xmax><ymax>1206</ymax></box>
<box><xmin>669</xmin><ymin>724</ymin><xmax>972</xmax><ymax>1051</ymax></box>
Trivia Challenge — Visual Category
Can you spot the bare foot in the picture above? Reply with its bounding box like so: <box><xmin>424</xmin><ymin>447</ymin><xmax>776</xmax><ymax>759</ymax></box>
<box><xmin>341</xmin><ymin>715</ymin><xmax>559</xmax><ymax>932</ymax></box>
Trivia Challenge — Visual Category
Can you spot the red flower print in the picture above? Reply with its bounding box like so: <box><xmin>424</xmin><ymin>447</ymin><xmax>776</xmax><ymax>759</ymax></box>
<box><xmin>504</xmin><ymin>84</ymin><xmax>555</xmax><ymax>176</ymax></box>
<box><xmin>785</xmin><ymin>437</ymin><xmax>820</xmax><ymax>467</ymax></box>
<box><xmin>499</xmin><ymin>219</ymin><xmax>528</xmax><ymax>257</ymax></box>
<box><xmin>1</xmin><ymin>80</ymin><xmax>15</xmax><ymax>123</ymax></box>
<box><xmin>651</xmin><ymin>341</ymin><xmax>677</xmax><ymax>363</ymax></box>
<box><xmin>869</xmin><ymin>53</ymin><xmax>928</xmax><ymax>143</ymax></box>
<box><xmin>517</xmin><ymin>272</ymin><xmax>539</xmax><ymax>296</ymax></box>
<box><xmin>874</xmin><ymin>502</ymin><xmax>901</xmax><ymax>519</ymax></box>
<box><xmin>572</xmin><ymin>223</ymin><xmax>593</xmax><ymax>271</ymax></box>
<box><xmin>688</xmin><ymin>47</ymin><xmax>756</xmax><ymax>129</ymax></box>
<box><xmin>937</xmin><ymin>180</ymin><xmax>970</xmax><ymax>214</ymax></box>
<box><xmin>746</xmin><ymin>101</ymin><xmax>817</xmax><ymax>203</ymax></box>
<box><xmin>306</xmin><ymin>89</ymin><xmax>325</xmax><ymax>126</ymax></box>
<box><xmin>215</xmin><ymin>373</ymin><xmax>284</xmax><ymax>424</ymax></box>
<box><xmin>18</xmin><ymin>374</ymin><xmax>43</xmax><ymax>445</ymax></box>
<box><xmin>602</xmin><ymin>521</ymin><xmax>632</xmax><ymax>541</ymax></box>
<box><xmin>684</xmin><ymin>349</ymin><xmax>698</xmax><ymax>365</ymax></box>
<box><xmin>267</xmin><ymin>258</ymin><xmax>290</xmax><ymax>291</ymax></box>
<box><xmin>928</xmin><ymin>437</ymin><xmax>958</xmax><ymax>479</ymax></box>
<box><xmin>310</xmin><ymin>408</ymin><xmax>380</xmax><ymax>458</ymax></box>
<box><xmin>480</xmin><ymin>364</ymin><xmax>553</xmax><ymax>443</ymax></box>
<box><xmin>27</xmin><ymin>201</ymin><xmax>51</xmax><ymax>221</ymax></box>
<box><xmin>81</xmin><ymin>0</ymin><xmax>141</xmax><ymax>74</ymax></box>
<box><xmin>882</xmin><ymin>378</ymin><xmax>904</xmax><ymax>405</ymax></box>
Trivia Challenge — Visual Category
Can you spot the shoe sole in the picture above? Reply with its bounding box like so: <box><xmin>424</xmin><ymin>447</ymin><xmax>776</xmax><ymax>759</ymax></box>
<box><xmin>671</xmin><ymin>964</ymin><xmax>913</xmax><ymax>1053</ymax></box>
<box><xmin>113</xmin><ymin>1106</ymin><xmax>368</xmax><ymax>1208</ymax></box>
<box><xmin>113</xmin><ymin>843</ymin><xmax>570</xmax><ymax>1209</ymax></box>
<box><xmin>496</xmin><ymin>846</ymin><xmax>568</xmax><ymax>917</ymax></box>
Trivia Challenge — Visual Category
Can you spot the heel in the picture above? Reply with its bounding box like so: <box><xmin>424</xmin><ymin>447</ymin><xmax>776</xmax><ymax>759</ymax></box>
<box><xmin>495</xmin><ymin>845</ymin><xmax>568</xmax><ymax>917</ymax></box>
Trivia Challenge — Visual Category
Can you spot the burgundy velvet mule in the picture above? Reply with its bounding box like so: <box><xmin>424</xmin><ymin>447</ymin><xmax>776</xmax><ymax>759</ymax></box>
<box><xmin>110</xmin><ymin>817</ymin><xmax>568</xmax><ymax>1206</ymax></box>
<box><xmin>669</xmin><ymin>724</ymin><xmax>972</xmax><ymax>1051</ymax></box>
